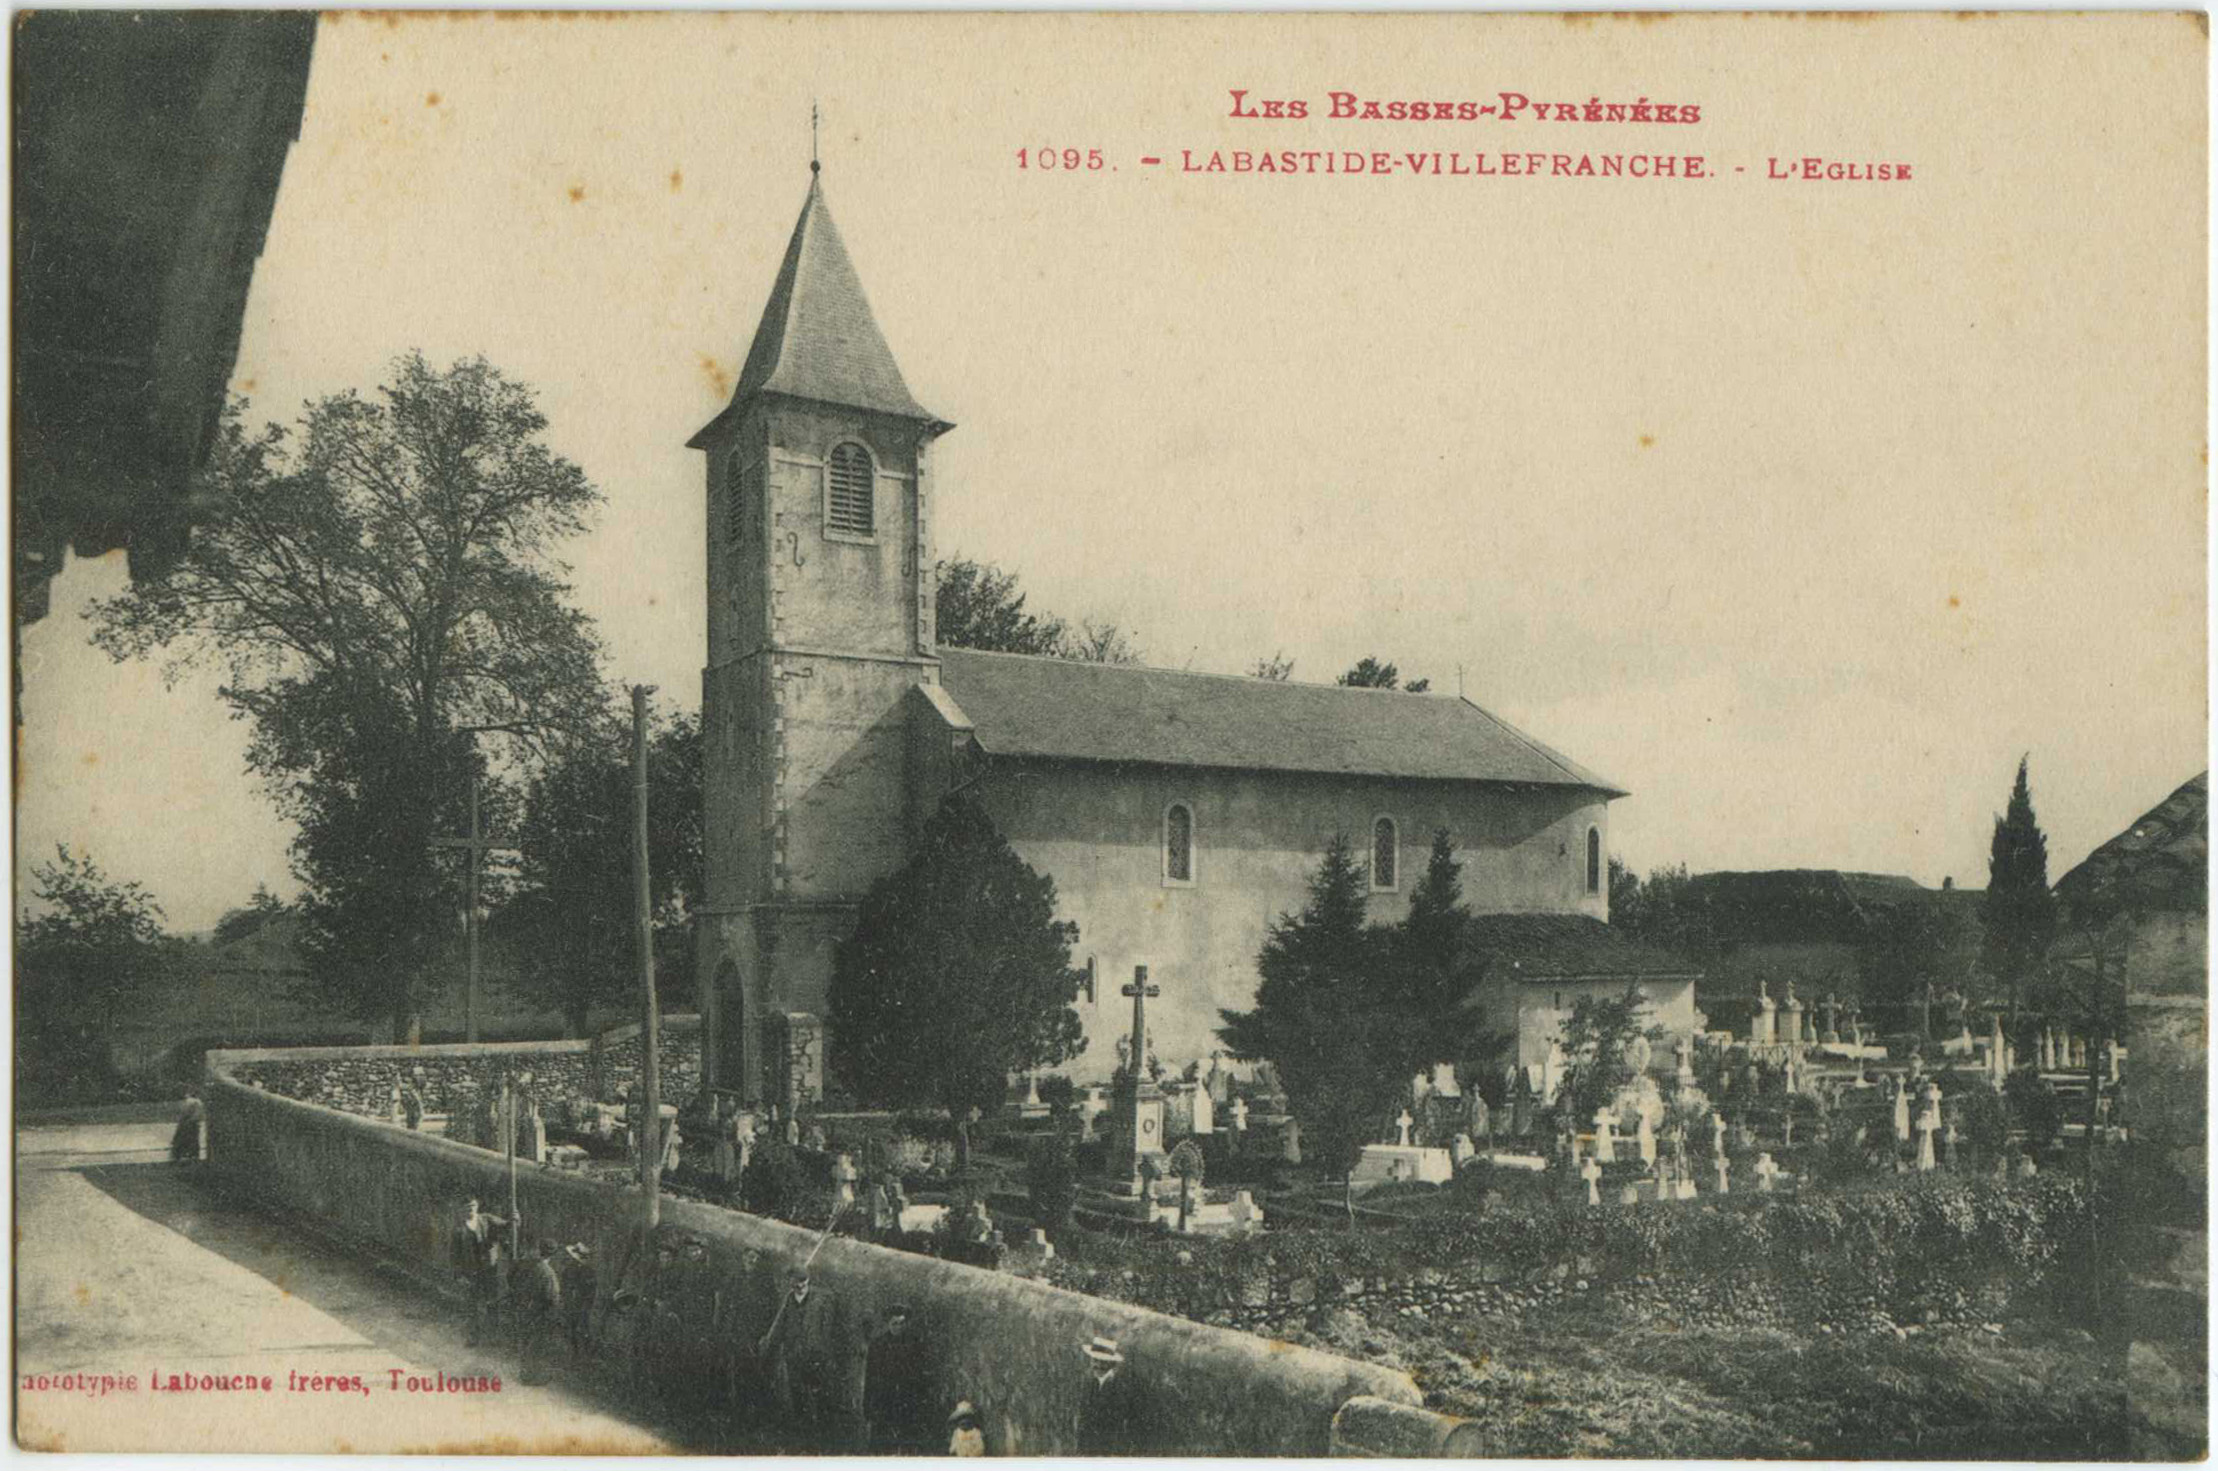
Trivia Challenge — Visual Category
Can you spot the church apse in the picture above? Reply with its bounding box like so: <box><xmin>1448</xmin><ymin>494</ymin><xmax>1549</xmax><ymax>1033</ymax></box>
<box><xmin>970</xmin><ymin>761</ymin><xmax>1611</xmax><ymax>1080</ymax></box>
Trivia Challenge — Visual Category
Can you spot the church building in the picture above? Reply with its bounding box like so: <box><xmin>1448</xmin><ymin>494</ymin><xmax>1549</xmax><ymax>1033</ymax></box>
<box><xmin>689</xmin><ymin>169</ymin><xmax>1634</xmax><ymax>1102</ymax></box>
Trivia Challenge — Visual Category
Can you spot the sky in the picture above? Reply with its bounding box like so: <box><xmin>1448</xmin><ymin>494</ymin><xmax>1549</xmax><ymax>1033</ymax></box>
<box><xmin>15</xmin><ymin>12</ymin><xmax>2208</xmax><ymax>932</ymax></box>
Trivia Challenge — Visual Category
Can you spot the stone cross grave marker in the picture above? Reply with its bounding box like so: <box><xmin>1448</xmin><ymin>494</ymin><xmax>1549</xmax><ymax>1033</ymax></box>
<box><xmin>1581</xmin><ymin>1153</ymin><xmax>1603</xmax><ymax>1206</ymax></box>
<box><xmin>1592</xmin><ymin>1105</ymin><xmax>1617</xmax><ymax>1164</ymax></box>
<box><xmin>1713</xmin><ymin>1152</ymin><xmax>1731</xmax><ymax>1194</ymax></box>
<box><xmin>1754</xmin><ymin>1152</ymin><xmax>1781</xmax><ymax>1192</ymax></box>
<box><xmin>1395</xmin><ymin>1109</ymin><xmax>1414</xmax><ymax>1147</ymax></box>
<box><xmin>427</xmin><ymin>768</ymin><xmax>518</xmax><ymax>1044</ymax></box>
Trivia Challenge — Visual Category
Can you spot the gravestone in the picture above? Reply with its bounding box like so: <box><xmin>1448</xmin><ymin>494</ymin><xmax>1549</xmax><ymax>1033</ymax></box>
<box><xmin>1106</xmin><ymin>967</ymin><xmax>1168</xmax><ymax>1182</ymax></box>
<box><xmin>1592</xmin><ymin>1105</ymin><xmax>1618</xmax><ymax>1165</ymax></box>
<box><xmin>1580</xmin><ymin>1154</ymin><xmax>1603</xmax><ymax>1207</ymax></box>
<box><xmin>1754</xmin><ymin>1152</ymin><xmax>1781</xmax><ymax>1192</ymax></box>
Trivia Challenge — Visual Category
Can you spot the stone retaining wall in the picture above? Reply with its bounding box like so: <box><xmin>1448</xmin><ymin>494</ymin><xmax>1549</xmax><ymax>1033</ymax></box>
<box><xmin>201</xmin><ymin>1058</ymin><xmax>1455</xmax><ymax>1456</ymax></box>
<box><xmin>218</xmin><ymin>1017</ymin><xmax>704</xmax><ymax>1118</ymax></box>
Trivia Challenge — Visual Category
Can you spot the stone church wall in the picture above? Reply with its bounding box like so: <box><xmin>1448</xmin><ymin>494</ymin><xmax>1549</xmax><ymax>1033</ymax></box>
<box><xmin>977</xmin><ymin>760</ymin><xmax>1609</xmax><ymax>1078</ymax></box>
<box><xmin>215</xmin><ymin>1018</ymin><xmax>705</xmax><ymax>1118</ymax></box>
<box><xmin>200</xmin><ymin>1067</ymin><xmax>1451</xmax><ymax>1455</ymax></box>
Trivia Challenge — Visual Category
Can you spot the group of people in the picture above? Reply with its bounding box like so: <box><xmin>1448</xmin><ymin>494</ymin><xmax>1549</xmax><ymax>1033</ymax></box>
<box><xmin>450</xmin><ymin>1197</ymin><xmax>594</xmax><ymax>1380</ymax></box>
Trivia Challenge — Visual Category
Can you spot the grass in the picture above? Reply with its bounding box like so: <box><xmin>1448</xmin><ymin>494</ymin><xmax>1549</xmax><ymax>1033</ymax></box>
<box><xmin>1283</xmin><ymin>1292</ymin><xmax>2136</xmax><ymax>1459</ymax></box>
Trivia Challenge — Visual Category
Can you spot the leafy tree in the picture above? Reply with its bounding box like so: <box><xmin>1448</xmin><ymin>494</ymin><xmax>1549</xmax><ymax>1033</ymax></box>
<box><xmin>1858</xmin><ymin>895</ymin><xmax>1977</xmax><ymax>1031</ymax></box>
<box><xmin>500</xmin><ymin>705</ymin><xmax>701</xmax><ymax>1037</ymax></box>
<box><xmin>16</xmin><ymin>847</ymin><xmax>175</xmax><ymax>1103</ymax></box>
<box><xmin>1250</xmin><ymin>652</ymin><xmax>1295</xmax><ymax>681</ymax></box>
<box><xmin>211</xmin><ymin>883</ymin><xmax>289</xmax><ymax>946</ymax></box>
<box><xmin>1980</xmin><ymin>757</ymin><xmax>2058</xmax><ymax>1021</ymax></box>
<box><xmin>933</xmin><ymin>557</ymin><xmax>1142</xmax><ymax>664</ymax></box>
<box><xmin>90</xmin><ymin>356</ymin><xmax>607</xmax><ymax>1041</ymax></box>
<box><xmin>1550</xmin><ymin>984</ymin><xmax>1667</xmax><ymax>1130</ymax></box>
<box><xmin>1608</xmin><ymin>860</ymin><xmax>1715</xmax><ymax>957</ymax></box>
<box><xmin>933</xmin><ymin>558</ymin><xmax>1069</xmax><ymax>656</ymax></box>
<box><xmin>1606</xmin><ymin>855</ymin><xmax>1641</xmax><ymax>922</ymax></box>
<box><xmin>1219</xmin><ymin>835</ymin><xmax>1413</xmax><ymax>1219</ymax></box>
<box><xmin>1336</xmin><ymin>656</ymin><xmax>1429</xmax><ymax>693</ymax></box>
<box><xmin>828</xmin><ymin>794</ymin><xmax>1086</xmax><ymax>1170</ymax></box>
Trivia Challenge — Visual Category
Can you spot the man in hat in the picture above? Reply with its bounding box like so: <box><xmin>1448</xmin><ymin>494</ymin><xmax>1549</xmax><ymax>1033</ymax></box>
<box><xmin>857</xmin><ymin>1304</ymin><xmax>933</xmax><ymax>1453</ymax></box>
<box><xmin>454</xmin><ymin>1198</ymin><xmax>510</xmax><ymax>1346</ymax></box>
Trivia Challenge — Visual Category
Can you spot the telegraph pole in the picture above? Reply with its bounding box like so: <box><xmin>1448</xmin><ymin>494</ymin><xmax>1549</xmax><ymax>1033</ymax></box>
<box><xmin>632</xmin><ymin>684</ymin><xmax>662</xmax><ymax>1227</ymax></box>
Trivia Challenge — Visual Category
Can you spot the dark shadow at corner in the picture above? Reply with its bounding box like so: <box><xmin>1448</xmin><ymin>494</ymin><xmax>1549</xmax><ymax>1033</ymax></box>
<box><xmin>67</xmin><ymin>1159</ymin><xmax>761</xmax><ymax>1451</ymax></box>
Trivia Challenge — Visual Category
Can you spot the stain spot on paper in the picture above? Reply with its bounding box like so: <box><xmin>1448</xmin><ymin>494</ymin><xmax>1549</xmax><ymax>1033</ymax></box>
<box><xmin>1638</xmin><ymin>434</ymin><xmax>1656</xmax><ymax>449</ymax></box>
<box><xmin>567</xmin><ymin>184</ymin><xmax>587</xmax><ymax>203</ymax></box>
<box><xmin>669</xmin><ymin>167</ymin><xmax>684</xmax><ymax>193</ymax></box>
<box><xmin>700</xmin><ymin>355</ymin><xmax>731</xmax><ymax>398</ymax></box>
<box><xmin>425</xmin><ymin>91</ymin><xmax>441</xmax><ymax>107</ymax></box>
<box><xmin>1948</xmin><ymin>595</ymin><xmax>1961</xmax><ymax>609</ymax></box>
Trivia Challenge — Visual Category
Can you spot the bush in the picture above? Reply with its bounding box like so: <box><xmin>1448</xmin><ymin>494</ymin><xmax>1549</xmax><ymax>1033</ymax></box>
<box><xmin>1955</xmin><ymin>1086</ymin><xmax>2013</xmax><ymax>1168</ymax></box>
<box><xmin>1028</xmin><ymin>1129</ymin><xmax>1079</xmax><ymax>1233</ymax></box>
<box><xmin>740</xmin><ymin>1135</ymin><xmax>814</xmax><ymax>1221</ymax></box>
<box><xmin>2004</xmin><ymin>1069</ymin><xmax>2063</xmax><ymax>1152</ymax></box>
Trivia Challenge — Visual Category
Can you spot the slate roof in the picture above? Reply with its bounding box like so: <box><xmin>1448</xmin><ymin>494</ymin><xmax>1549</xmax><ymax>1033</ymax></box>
<box><xmin>932</xmin><ymin>647</ymin><xmax>1625</xmax><ymax>793</ymax></box>
<box><xmin>688</xmin><ymin>174</ymin><xmax>940</xmax><ymax>447</ymax></box>
<box><xmin>2054</xmin><ymin>771</ymin><xmax>2208</xmax><ymax>916</ymax></box>
<box><xmin>1456</xmin><ymin>913</ymin><xmax>1703</xmax><ymax>986</ymax></box>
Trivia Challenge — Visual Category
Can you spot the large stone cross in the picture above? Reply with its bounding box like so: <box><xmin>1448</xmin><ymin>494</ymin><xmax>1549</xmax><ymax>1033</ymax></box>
<box><xmin>1122</xmin><ymin>966</ymin><xmax>1160</xmax><ymax>1076</ymax></box>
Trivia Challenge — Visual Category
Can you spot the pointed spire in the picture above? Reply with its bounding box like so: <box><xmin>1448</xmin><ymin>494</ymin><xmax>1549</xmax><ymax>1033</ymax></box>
<box><xmin>688</xmin><ymin>172</ymin><xmax>944</xmax><ymax>449</ymax></box>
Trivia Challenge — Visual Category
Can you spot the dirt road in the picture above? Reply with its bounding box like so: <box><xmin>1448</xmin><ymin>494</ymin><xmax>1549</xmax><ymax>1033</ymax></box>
<box><xmin>14</xmin><ymin>1117</ymin><xmax>676</xmax><ymax>1454</ymax></box>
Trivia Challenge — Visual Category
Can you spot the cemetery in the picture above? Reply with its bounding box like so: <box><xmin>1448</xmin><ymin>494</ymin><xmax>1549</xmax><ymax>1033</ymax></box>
<box><xmin>201</xmin><ymin>933</ymin><xmax>2162</xmax><ymax>1459</ymax></box>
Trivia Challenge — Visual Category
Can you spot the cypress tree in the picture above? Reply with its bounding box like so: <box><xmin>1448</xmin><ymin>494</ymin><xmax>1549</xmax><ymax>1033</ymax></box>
<box><xmin>1980</xmin><ymin>756</ymin><xmax>2058</xmax><ymax>1023</ymax></box>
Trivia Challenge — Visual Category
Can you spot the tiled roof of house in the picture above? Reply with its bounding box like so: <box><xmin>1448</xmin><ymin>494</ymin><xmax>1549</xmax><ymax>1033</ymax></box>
<box><xmin>1456</xmin><ymin>913</ymin><xmax>1703</xmax><ymax>987</ymax></box>
<box><xmin>688</xmin><ymin>174</ymin><xmax>940</xmax><ymax>447</ymax></box>
<box><xmin>2054</xmin><ymin>771</ymin><xmax>2208</xmax><ymax>916</ymax></box>
<box><xmin>932</xmin><ymin>646</ymin><xmax>1625</xmax><ymax>793</ymax></box>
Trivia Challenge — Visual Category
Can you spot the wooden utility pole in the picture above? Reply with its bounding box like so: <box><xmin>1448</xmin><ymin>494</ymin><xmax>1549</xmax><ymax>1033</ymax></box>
<box><xmin>504</xmin><ymin>1070</ymin><xmax>521</xmax><ymax>1262</ymax></box>
<box><xmin>632</xmin><ymin>684</ymin><xmax>662</xmax><ymax>1227</ymax></box>
<box><xmin>430</xmin><ymin>770</ymin><xmax>517</xmax><ymax>1043</ymax></box>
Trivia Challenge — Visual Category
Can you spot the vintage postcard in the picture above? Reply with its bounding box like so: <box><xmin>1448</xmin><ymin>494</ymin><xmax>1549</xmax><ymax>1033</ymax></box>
<box><xmin>11</xmin><ymin>9</ymin><xmax>2207</xmax><ymax>1459</ymax></box>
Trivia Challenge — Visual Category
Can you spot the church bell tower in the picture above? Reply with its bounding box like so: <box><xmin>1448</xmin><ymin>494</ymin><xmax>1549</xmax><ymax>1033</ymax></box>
<box><xmin>687</xmin><ymin>164</ymin><xmax>952</xmax><ymax>1106</ymax></box>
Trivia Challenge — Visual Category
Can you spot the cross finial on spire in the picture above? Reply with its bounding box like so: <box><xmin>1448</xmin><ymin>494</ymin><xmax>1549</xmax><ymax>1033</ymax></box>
<box><xmin>810</xmin><ymin>101</ymin><xmax>820</xmax><ymax>174</ymax></box>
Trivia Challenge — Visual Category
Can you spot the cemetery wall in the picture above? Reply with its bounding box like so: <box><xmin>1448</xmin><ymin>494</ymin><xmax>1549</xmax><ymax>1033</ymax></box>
<box><xmin>200</xmin><ymin>1062</ymin><xmax>1453</xmax><ymax>1456</ymax></box>
<box><xmin>217</xmin><ymin>1017</ymin><xmax>704</xmax><ymax>1117</ymax></box>
<box><xmin>976</xmin><ymin>761</ymin><xmax>1609</xmax><ymax>1075</ymax></box>
<box><xmin>2127</xmin><ymin>993</ymin><xmax>2206</xmax><ymax>1189</ymax></box>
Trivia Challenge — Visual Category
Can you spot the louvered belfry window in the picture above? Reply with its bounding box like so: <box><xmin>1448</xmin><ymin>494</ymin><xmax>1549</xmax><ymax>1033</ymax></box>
<box><xmin>826</xmin><ymin>442</ymin><xmax>875</xmax><ymax>537</ymax></box>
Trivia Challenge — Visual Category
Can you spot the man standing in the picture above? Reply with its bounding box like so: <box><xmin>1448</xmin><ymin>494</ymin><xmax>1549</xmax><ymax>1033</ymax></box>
<box><xmin>517</xmin><ymin>1240</ymin><xmax>563</xmax><ymax>1384</ymax></box>
<box><xmin>455</xmin><ymin>1198</ymin><xmax>510</xmax><ymax>1347</ymax></box>
<box><xmin>558</xmin><ymin>1242</ymin><xmax>597</xmax><ymax>1360</ymax></box>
